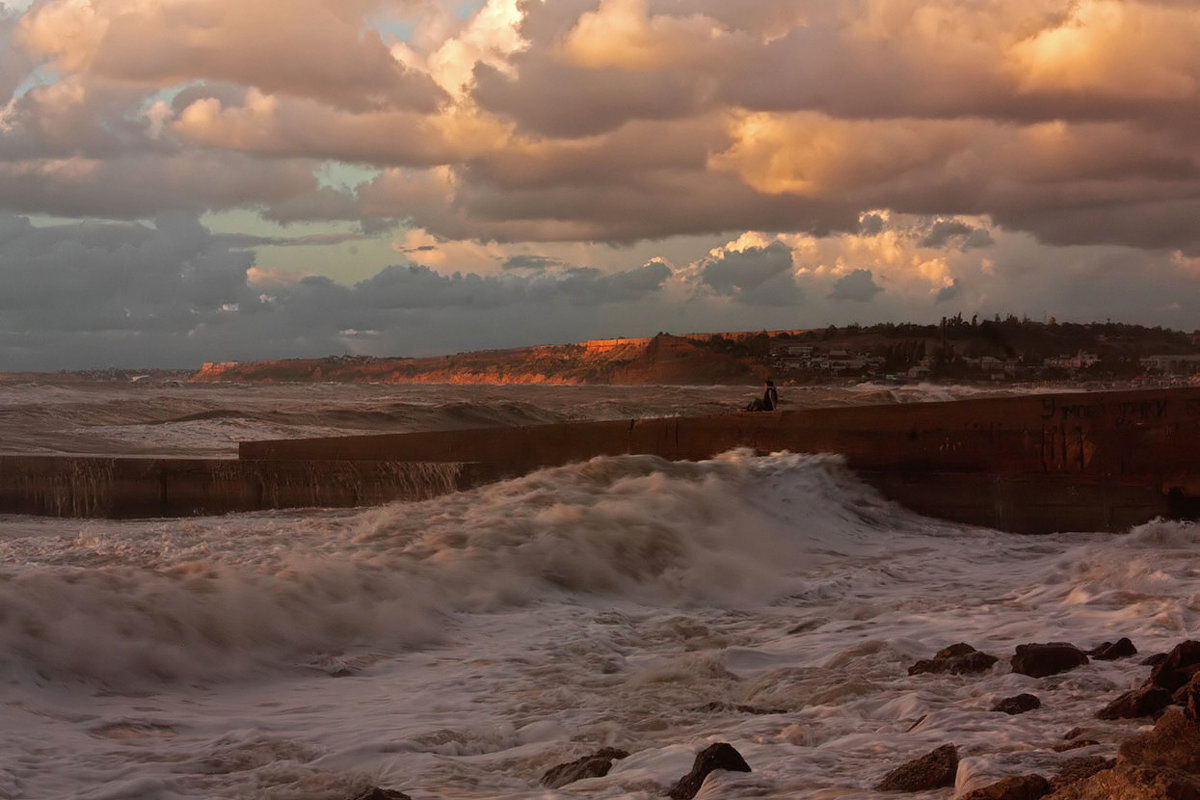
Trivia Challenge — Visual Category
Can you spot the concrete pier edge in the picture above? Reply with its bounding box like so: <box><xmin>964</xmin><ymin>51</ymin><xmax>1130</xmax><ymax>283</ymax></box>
<box><xmin>4</xmin><ymin>385</ymin><xmax>1200</xmax><ymax>533</ymax></box>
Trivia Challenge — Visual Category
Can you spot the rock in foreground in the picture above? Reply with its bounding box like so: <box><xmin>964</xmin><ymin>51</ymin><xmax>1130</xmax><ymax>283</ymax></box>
<box><xmin>959</xmin><ymin>774</ymin><xmax>1050</xmax><ymax>800</ymax></box>
<box><xmin>1097</xmin><ymin>686</ymin><xmax>1172</xmax><ymax>720</ymax></box>
<box><xmin>1119</xmin><ymin>710</ymin><xmax>1200</xmax><ymax>774</ymax></box>
<box><xmin>1046</xmin><ymin>763</ymin><xmax>1200</xmax><ymax>799</ymax></box>
<box><xmin>666</xmin><ymin>742</ymin><xmax>751</xmax><ymax>800</ymax></box>
<box><xmin>541</xmin><ymin>747</ymin><xmax>630</xmax><ymax>789</ymax></box>
<box><xmin>1011</xmin><ymin>643</ymin><xmax>1089</xmax><ymax>678</ymax></box>
<box><xmin>1090</xmin><ymin>638</ymin><xmax>1138</xmax><ymax>661</ymax></box>
<box><xmin>875</xmin><ymin>744</ymin><xmax>959</xmax><ymax>792</ymax></box>
<box><xmin>909</xmin><ymin>643</ymin><xmax>1000</xmax><ymax>676</ymax></box>
<box><xmin>992</xmin><ymin>693</ymin><xmax>1042</xmax><ymax>715</ymax></box>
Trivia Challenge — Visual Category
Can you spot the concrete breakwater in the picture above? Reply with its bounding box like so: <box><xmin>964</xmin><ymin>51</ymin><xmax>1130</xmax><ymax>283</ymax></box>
<box><xmin>3</xmin><ymin>386</ymin><xmax>1200</xmax><ymax>532</ymax></box>
<box><xmin>0</xmin><ymin>456</ymin><xmax>478</xmax><ymax>518</ymax></box>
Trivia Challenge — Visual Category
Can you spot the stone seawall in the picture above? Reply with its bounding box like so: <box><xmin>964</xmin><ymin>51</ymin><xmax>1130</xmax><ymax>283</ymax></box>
<box><xmin>238</xmin><ymin>386</ymin><xmax>1200</xmax><ymax>534</ymax></box>
<box><xmin>0</xmin><ymin>456</ymin><xmax>483</xmax><ymax>518</ymax></box>
<box><xmin>4</xmin><ymin>386</ymin><xmax>1200</xmax><ymax>532</ymax></box>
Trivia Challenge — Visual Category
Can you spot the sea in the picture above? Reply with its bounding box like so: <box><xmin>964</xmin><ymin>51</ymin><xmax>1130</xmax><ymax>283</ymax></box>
<box><xmin>0</xmin><ymin>380</ymin><xmax>1194</xmax><ymax>799</ymax></box>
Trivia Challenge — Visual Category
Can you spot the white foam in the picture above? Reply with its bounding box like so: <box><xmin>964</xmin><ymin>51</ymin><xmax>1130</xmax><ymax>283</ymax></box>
<box><xmin>2</xmin><ymin>385</ymin><xmax>1197</xmax><ymax>798</ymax></box>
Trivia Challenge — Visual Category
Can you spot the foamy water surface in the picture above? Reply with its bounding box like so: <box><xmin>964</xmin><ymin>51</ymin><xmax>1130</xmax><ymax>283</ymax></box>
<box><xmin>0</xmin><ymin>381</ymin><xmax>1185</xmax><ymax>799</ymax></box>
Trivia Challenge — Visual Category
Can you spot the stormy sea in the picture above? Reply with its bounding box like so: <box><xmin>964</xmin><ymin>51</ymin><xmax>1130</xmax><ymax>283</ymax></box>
<box><xmin>0</xmin><ymin>380</ymin><xmax>1192</xmax><ymax>799</ymax></box>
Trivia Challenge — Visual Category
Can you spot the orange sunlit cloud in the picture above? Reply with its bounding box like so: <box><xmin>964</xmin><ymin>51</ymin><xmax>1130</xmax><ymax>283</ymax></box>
<box><xmin>4</xmin><ymin>0</ymin><xmax>1200</xmax><ymax>367</ymax></box>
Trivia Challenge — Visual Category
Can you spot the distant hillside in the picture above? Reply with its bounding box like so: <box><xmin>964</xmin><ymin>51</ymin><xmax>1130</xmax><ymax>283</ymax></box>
<box><xmin>189</xmin><ymin>334</ymin><xmax>768</xmax><ymax>386</ymax></box>
<box><xmin>188</xmin><ymin>319</ymin><xmax>1200</xmax><ymax>385</ymax></box>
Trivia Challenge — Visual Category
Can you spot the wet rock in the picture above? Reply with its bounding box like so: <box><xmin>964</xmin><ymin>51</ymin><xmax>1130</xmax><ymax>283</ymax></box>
<box><xmin>350</xmin><ymin>789</ymin><xmax>412</xmax><ymax>800</ymax></box>
<box><xmin>1098</xmin><ymin>686</ymin><xmax>1173</xmax><ymax>720</ymax></box>
<box><xmin>666</xmin><ymin>742</ymin><xmax>751</xmax><ymax>800</ymax></box>
<box><xmin>1148</xmin><ymin>641</ymin><xmax>1200</xmax><ymax>692</ymax></box>
<box><xmin>1143</xmin><ymin>653</ymin><xmax>1170</xmax><ymax>667</ymax></box>
<box><xmin>1051</xmin><ymin>757</ymin><xmax>1115</xmax><ymax>792</ymax></box>
<box><xmin>1179</xmin><ymin>673</ymin><xmax>1200</xmax><ymax>721</ymax></box>
<box><xmin>542</xmin><ymin>748</ymin><xmax>630</xmax><ymax>789</ymax></box>
<box><xmin>1011</xmin><ymin>643</ymin><xmax>1089</xmax><ymax>678</ymax></box>
<box><xmin>1053</xmin><ymin>740</ymin><xmax>1099</xmax><ymax>753</ymax></box>
<box><xmin>1045</xmin><ymin>763</ymin><xmax>1200</xmax><ymax>799</ymax></box>
<box><xmin>1089</xmin><ymin>637</ymin><xmax>1138</xmax><ymax>661</ymax></box>
<box><xmin>959</xmin><ymin>774</ymin><xmax>1050</xmax><ymax>800</ymax></box>
<box><xmin>874</xmin><ymin>744</ymin><xmax>958</xmax><ymax>792</ymax></box>
<box><xmin>992</xmin><ymin>693</ymin><xmax>1041</xmax><ymax>715</ymax></box>
<box><xmin>908</xmin><ymin>643</ymin><xmax>999</xmax><ymax>676</ymax></box>
<box><xmin>1119</xmin><ymin>710</ymin><xmax>1200</xmax><ymax>774</ymax></box>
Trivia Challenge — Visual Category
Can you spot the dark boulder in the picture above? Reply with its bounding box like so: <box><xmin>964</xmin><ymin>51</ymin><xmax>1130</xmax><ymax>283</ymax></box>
<box><xmin>875</xmin><ymin>744</ymin><xmax>959</xmax><ymax>792</ymax></box>
<box><xmin>542</xmin><ymin>748</ymin><xmax>630</xmax><ymax>789</ymax></box>
<box><xmin>992</xmin><ymin>694</ymin><xmax>1041</xmax><ymax>715</ymax></box>
<box><xmin>1098</xmin><ymin>686</ymin><xmax>1173</xmax><ymax>720</ymax></box>
<box><xmin>958</xmin><ymin>774</ymin><xmax>1050</xmax><ymax>800</ymax></box>
<box><xmin>1010</xmin><ymin>643</ymin><xmax>1089</xmax><ymax>678</ymax></box>
<box><xmin>1148</xmin><ymin>641</ymin><xmax>1200</xmax><ymax>692</ymax></box>
<box><xmin>666</xmin><ymin>742</ymin><xmax>751</xmax><ymax>800</ymax></box>
<box><xmin>909</xmin><ymin>643</ymin><xmax>999</xmax><ymax>676</ymax></box>
<box><xmin>1089</xmin><ymin>637</ymin><xmax>1137</xmax><ymax>661</ymax></box>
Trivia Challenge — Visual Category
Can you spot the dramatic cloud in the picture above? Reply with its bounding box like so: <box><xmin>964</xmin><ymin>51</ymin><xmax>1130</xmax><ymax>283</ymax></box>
<box><xmin>700</xmin><ymin>240</ymin><xmax>801</xmax><ymax>305</ymax></box>
<box><xmin>830</xmin><ymin>269</ymin><xmax>883</xmax><ymax>302</ymax></box>
<box><xmin>0</xmin><ymin>214</ymin><xmax>680</xmax><ymax>369</ymax></box>
<box><xmin>3</xmin><ymin>0</ymin><xmax>1200</xmax><ymax>367</ymax></box>
<box><xmin>18</xmin><ymin>0</ymin><xmax>444</xmax><ymax>112</ymax></box>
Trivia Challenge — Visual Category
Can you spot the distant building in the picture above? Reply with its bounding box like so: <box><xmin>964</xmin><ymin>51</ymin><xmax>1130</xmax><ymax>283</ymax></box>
<box><xmin>1140</xmin><ymin>354</ymin><xmax>1200</xmax><ymax>374</ymax></box>
<box><xmin>1043</xmin><ymin>352</ymin><xmax>1100</xmax><ymax>370</ymax></box>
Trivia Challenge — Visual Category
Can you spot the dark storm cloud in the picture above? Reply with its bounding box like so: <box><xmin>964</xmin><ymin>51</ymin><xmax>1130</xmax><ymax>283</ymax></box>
<box><xmin>0</xmin><ymin>214</ymin><xmax>677</xmax><ymax>369</ymax></box>
<box><xmin>935</xmin><ymin>278</ymin><xmax>963</xmax><ymax>305</ymax></box>
<box><xmin>919</xmin><ymin>220</ymin><xmax>995</xmax><ymax>250</ymax></box>
<box><xmin>0</xmin><ymin>212</ymin><xmax>255</xmax><ymax>336</ymax></box>
<box><xmin>356</xmin><ymin>261</ymin><xmax>672</xmax><ymax>309</ymax></box>
<box><xmin>701</xmin><ymin>241</ymin><xmax>801</xmax><ymax>305</ymax></box>
<box><xmin>501</xmin><ymin>254</ymin><xmax>565</xmax><ymax>270</ymax></box>
<box><xmin>829</xmin><ymin>269</ymin><xmax>883</xmax><ymax>302</ymax></box>
<box><xmin>472</xmin><ymin>58</ymin><xmax>709</xmax><ymax>139</ymax></box>
<box><xmin>0</xmin><ymin>153</ymin><xmax>319</xmax><ymax>218</ymax></box>
<box><xmin>859</xmin><ymin>213</ymin><xmax>886</xmax><ymax>236</ymax></box>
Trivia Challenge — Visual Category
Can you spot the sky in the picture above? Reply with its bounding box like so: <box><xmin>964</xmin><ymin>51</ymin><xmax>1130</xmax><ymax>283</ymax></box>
<box><xmin>2</xmin><ymin>0</ymin><xmax>1200</xmax><ymax>369</ymax></box>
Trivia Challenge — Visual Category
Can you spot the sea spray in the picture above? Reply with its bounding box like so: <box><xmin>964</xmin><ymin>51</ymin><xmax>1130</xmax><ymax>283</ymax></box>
<box><xmin>5</xmin><ymin>384</ymin><xmax>1200</xmax><ymax>797</ymax></box>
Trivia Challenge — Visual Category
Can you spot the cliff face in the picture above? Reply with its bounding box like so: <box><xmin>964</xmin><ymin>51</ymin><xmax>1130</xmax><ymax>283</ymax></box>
<box><xmin>190</xmin><ymin>335</ymin><xmax>764</xmax><ymax>385</ymax></box>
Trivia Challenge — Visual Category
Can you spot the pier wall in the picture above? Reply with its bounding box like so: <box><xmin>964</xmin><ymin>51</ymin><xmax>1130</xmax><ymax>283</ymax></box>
<box><xmin>0</xmin><ymin>456</ymin><xmax>479</xmax><ymax>518</ymax></box>
<box><xmin>5</xmin><ymin>386</ymin><xmax>1200</xmax><ymax>532</ymax></box>
<box><xmin>239</xmin><ymin>386</ymin><xmax>1200</xmax><ymax>481</ymax></box>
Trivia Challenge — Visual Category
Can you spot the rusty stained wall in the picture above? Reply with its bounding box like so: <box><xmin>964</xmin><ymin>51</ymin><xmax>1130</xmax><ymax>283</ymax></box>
<box><xmin>0</xmin><ymin>456</ymin><xmax>477</xmax><ymax>518</ymax></box>
<box><xmin>239</xmin><ymin>387</ymin><xmax>1200</xmax><ymax>486</ymax></box>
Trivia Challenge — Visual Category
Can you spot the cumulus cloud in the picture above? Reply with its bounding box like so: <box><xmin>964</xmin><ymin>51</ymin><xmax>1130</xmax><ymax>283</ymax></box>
<box><xmin>501</xmin><ymin>254</ymin><xmax>565</xmax><ymax>270</ymax></box>
<box><xmin>0</xmin><ymin>214</ymin><xmax>680</xmax><ymax>369</ymax></box>
<box><xmin>829</xmin><ymin>269</ymin><xmax>882</xmax><ymax>302</ymax></box>
<box><xmin>18</xmin><ymin>0</ymin><xmax>444</xmax><ymax>112</ymax></box>
<box><xmin>0</xmin><ymin>9</ymin><xmax>34</xmax><ymax>105</ymax></box>
<box><xmin>935</xmin><ymin>278</ymin><xmax>963</xmax><ymax>305</ymax></box>
<box><xmin>3</xmin><ymin>0</ymin><xmax>1200</xmax><ymax>366</ymax></box>
<box><xmin>919</xmin><ymin>219</ymin><xmax>994</xmax><ymax>250</ymax></box>
<box><xmin>700</xmin><ymin>240</ymin><xmax>801</xmax><ymax>305</ymax></box>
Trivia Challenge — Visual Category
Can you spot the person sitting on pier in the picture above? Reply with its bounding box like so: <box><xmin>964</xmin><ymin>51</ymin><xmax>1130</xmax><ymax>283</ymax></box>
<box><xmin>745</xmin><ymin>379</ymin><xmax>778</xmax><ymax>412</ymax></box>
